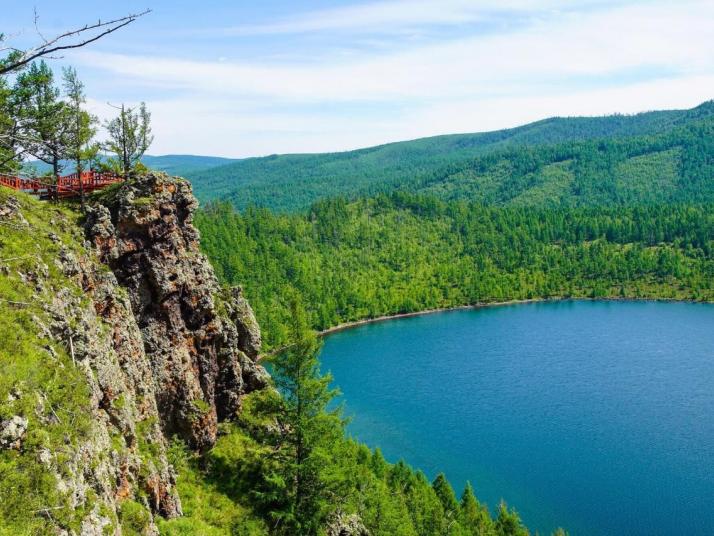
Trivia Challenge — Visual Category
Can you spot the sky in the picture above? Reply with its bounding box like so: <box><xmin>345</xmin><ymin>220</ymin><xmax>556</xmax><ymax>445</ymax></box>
<box><xmin>3</xmin><ymin>0</ymin><xmax>714</xmax><ymax>157</ymax></box>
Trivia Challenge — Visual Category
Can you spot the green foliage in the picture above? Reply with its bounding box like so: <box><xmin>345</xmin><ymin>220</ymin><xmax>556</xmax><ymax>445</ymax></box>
<box><xmin>11</xmin><ymin>61</ymin><xmax>72</xmax><ymax>176</ymax></box>
<box><xmin>253</xmin><ymin>300</ymin><xmax>345</xmax><ymax>534</ymax></box>
<box><xmin>166</xmin><ymin>387</ymin><xmax>536</xmax><ymax>536</ymax></box>
<box><xmin>460</xmin><ymin>482</ymin><xmax>493</xmax><ymax>535</ymax></box>
<box><xmin>0</xmin><ymin>189</ymin><xmax>94</xmax><ymax>534</ymax></box>
<box><xmin>103</xmin><ymin>102</ymin><xmax>154</xmax><ymax>176</ymax></box>
<box><xmin>157</xmin><ymin>438</ymin><xmax>268</xmax><ymax>535</ymax></box>
<box><xmin>119</xmin><ymin>500</ymin><xmax>152</xmax><ymax>536</ymax></box>
<box><xmin>197</xmin><ymin>196</ymin><xmax>714</xmax><ymax>349</ymax></box>
<box><xmin>61</xmin><ymin>66</ymin><xmax>99</xmax><ymax>177</ymax></box>
<box><xmin>184</xmin><ymin>101</ymin><xmax>714</xmax><ymax>212</ymax></box>
<box><xmin>494</xmin><ymin>502</ymin><xmax>529</xmax><ymax>536</ymax></box>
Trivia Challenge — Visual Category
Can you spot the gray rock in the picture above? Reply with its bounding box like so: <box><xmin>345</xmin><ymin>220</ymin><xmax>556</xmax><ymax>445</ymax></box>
<box><xmin>85</xmin><ymin>173</ymin><xmax>268</xmax><ymax>451</ymax></box>
<box><xmin>326</xmin><ymin>512</ymin><xmax>370</xmax><ymax>536</ymax></box>
<box><xmin>0</xmin><ymin>415</ymin><xmax>28</xmax><ymax>449</ymax></box>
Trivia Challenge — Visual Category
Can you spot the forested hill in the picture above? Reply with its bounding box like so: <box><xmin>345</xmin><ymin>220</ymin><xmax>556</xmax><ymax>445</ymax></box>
<box><xmin>197</xmin><ymin>195</ymin><xmax>714</xmax><ymax>349</ymax></box>
<box><xmin>184</xmin><ymin>100</ymin><xmax>714</xmax><ymax>211</ymax></box>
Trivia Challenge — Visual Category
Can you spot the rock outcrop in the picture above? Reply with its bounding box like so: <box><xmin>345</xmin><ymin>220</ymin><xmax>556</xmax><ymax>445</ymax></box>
<box><xmin>84</xmin><ymin>173</ymin><xmax>267</xmax><ymax>452</ymax></box>
<box><xmin>0</xmin><ymin>174</ymin><xmax>267</xmax><ymax>533</ymax></box>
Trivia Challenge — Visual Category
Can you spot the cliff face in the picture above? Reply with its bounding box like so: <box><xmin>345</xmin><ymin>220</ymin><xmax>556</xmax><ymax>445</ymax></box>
<box><xmin>85</xmin><ymin>173</ymin><xmax>266</xmax><ymax>452</ymax></box>
<box><xmin>0</xmin><ymin>173</ymin><xmax>266</xmax><ymax>534</ymax></box>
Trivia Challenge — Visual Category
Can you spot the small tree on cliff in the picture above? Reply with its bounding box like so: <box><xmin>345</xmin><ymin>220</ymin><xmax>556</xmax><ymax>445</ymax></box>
<box><xmin>259</xmin><ymin>298</ymin><xmax>344</xmax><ymax>535</ymax></box>
<box><xmin>63</xmin><ymin>67</ymin><xmax>98</xmax><ymax>174</ymax></box>
<box><xmin>104</xmin><ymin>102</ymin><xmax>153</xmax><ymax>176</ymax></box>
<box><xmin>62</xmin><ymin>67</ymin><xmax>98</xmax><ymax>204</ymax></box>
<box><xmin>11</xmin><ymin>61</ymin><xmax>71</xmax><ymax>180</ymax></box>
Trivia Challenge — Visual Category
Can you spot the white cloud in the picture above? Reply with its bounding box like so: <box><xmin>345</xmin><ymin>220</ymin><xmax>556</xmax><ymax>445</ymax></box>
<box><xmin>73</xmin><ymin>0</ymin><xmax>714</xmax><ymax>156</ymax></box>
<box><xmin>223</xmin><ymin>0</ymin><xmax>614</xmax><ymax>36</ymax></box>
<box><xmin>129</xmin><ymin>74</ymin><xmax>714</xmax><ymax>157</ymax></box>
<box><xmin>76</xmin><ymin>1</ymin><xmax>714</xmax><ymax>102</ymax></box>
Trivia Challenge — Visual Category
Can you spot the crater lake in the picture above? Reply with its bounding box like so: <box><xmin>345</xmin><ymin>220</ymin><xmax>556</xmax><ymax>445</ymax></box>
<box><xmin>319</xmin><ymin>300</ymin><xmax>714</xmax><ymax>536</ymax></box>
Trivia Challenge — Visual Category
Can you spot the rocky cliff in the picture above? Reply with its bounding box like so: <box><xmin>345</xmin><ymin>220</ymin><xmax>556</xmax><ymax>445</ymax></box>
<box><xmin>0</xmin><ymin>173</ymin><xmax>267</xmax><ymax>535</ymax></box>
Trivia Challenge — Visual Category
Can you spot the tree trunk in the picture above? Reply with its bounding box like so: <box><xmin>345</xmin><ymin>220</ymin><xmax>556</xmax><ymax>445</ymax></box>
<box><xmin>52</xmin><ymin>157</ymin><xmax>59</xmax><ymax>202</ymax></box>
<box><xmin>77</xmin><ymin>156</ymin><xmax>84</xmax><ymax>207</ymax></box>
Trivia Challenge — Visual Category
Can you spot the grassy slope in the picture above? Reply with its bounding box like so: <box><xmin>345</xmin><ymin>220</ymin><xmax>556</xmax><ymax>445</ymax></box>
<box><xmin>184</xmin><ymin>101</ymin><xmax>714</xmax><ymax>211</ymax></box>
<box><xmin>0</xmin><ymin>189</ymin><xmax>94</xmax><ymax>534</ymax></box>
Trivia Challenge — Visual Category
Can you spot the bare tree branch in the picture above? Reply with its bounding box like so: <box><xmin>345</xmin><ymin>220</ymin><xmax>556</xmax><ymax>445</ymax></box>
<box><xmin>0</xmin><ymin>9</ymin><xmax>151</xmax><ymax>75</ymax></box>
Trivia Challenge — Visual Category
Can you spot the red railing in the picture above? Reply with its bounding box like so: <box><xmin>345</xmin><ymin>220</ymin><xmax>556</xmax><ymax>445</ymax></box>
<box><xmin>0</xmin><ymin>171</ymin><xmax>123</xmax><ymax>199</ymax></box>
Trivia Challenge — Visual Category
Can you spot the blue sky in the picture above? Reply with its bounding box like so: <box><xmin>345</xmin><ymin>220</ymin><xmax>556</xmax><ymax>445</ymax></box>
<box><xmin>4</xmin><ymin>1</ymin><xmax>714</xmax><ymax>157</ymax></box>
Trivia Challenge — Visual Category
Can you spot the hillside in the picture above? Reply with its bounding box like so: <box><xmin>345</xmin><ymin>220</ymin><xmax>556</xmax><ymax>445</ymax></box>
<box><xmin>0</xmin><ymin>176</ymin><xmax>541</xmax><ymax>536</ymax></box>
<box><xmin>197</xmin><ymin>195</ymin><xmax>714</xmax><ymax>349</ymax></box>
<box><xmin>140</xmin><ymin>155</ymin><xmax>238</xmax><ymax>176</ymax></box>
<box><xmin>184</xmin><ymin>101</ymin><xmax>714</xmax><ymax>211</ymax></box>
<box><xmin>0</xmin><ymin>174</ymin><xmax>267</xmax><ymax>533</ymax></box>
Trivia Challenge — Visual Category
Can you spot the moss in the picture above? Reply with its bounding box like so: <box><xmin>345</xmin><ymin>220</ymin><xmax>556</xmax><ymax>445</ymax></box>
<box><xmin>191</xmin><ymin>398</ymin><xmax>211</xmax><ymax>415</ymax></box>
<box><xmin>156</xmin><ymin>439</ymin><xmax>268</xmax><ymax>535</ymax></box>
<box><xmin>119</xmin><ymin>500</ymin><xmax>152</xmax><ymax>536</ymax></box>
<box><xmin>136</xmin><ymin>418</ymin><xmax>162</xmax><ymax>469</ymax></box>
<box><xmin>0</xmin><ymin>188</ymin><xmax>94</xmax><ymax>533</ymax></box>
<box><xmin>131</xmin><ymin>196</ymin><xmax>153</xmax><ymax>207</ymax></box>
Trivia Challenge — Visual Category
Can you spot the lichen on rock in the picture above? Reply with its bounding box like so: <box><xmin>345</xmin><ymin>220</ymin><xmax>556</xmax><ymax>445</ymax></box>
<box><xmin>84</xmin><ymin>172</ymin><xmax>268</xmax><ymax>451</ymax></box>
<box><xmin>0</xmin><ymin>173</ymin><xmax>268</xmax><ymax>534</ymax></box>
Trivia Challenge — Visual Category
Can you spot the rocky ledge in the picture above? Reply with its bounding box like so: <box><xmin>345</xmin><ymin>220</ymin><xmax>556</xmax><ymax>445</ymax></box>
<box><xmin>84</xmin><ymin>173</ymin><xmax>268</xmax><ymax>453</ymax></box>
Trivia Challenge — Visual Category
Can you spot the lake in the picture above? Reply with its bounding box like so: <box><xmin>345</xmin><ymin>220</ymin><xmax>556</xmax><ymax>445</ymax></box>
<box><xmin>319</xmin><ymin>300</ymin><xmax>714</xmax><ymax>535</ymax></box>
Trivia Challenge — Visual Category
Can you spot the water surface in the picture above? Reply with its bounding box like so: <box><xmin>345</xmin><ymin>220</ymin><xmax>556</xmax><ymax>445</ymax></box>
<box><xmin>319</xmin><ymin>301</ymin><xmax>714</xmax><ymax>535</ymax></box>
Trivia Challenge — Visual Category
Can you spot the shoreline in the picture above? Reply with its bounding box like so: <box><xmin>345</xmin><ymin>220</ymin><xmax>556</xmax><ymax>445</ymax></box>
<box><xmin>317</xmin><ymin>295</ymin><xmax>712</xmax><ymax>336</ymax></box>
<box><xmin>257</xmin><ymin>295</ymin><xmax>711</xmax><ymax>359</ymax></box>
<box><xmin>318</xmin><ymin>298</ymin><xmax>546</xmax><ymax>336</ymax></box>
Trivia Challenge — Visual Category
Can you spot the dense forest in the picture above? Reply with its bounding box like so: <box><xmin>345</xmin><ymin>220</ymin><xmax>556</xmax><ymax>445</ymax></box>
<box><xmin>197</xmin><ymin>195</ymin><xmax>714</xmax><ymax>349</ymax></box>
<box><xmin>185</xmin><ymin>101</ymin><xmax>714</xmax><ymax>211</ymax></box>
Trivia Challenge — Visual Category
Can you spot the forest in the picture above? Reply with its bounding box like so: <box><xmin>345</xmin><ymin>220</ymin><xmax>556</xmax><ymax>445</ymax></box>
<box><xmin>197</xmin><ymin>195</ymin><xmax>714</xmax><ymax>349</ymax></box>
<box><xmin>185</xmin><ymin>101</ymin><xmax>714</xmax><ymax>212</ymax></box>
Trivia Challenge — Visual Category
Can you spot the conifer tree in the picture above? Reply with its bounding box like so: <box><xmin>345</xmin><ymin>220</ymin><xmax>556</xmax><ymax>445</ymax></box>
<box><xmin>12</xmin><ymin>61</ymin><xmax>71</xmax><ymax>182</ymax></box>
<box><xmin>494</xmin><ymin>501</ymin><xmax>529</xmax><ymax>536</ymax></box>
<box><xmin>460</xmin><ymin>482</ymin><xmax>493</xmax><ymax>535</ymax></box>
<box><xmin>262</xmin><ymin>297</ymin><xmax>344</xmax><ymax>535</ymax></box>
<box><xmin>433</xmin><ymin>473</ymin><xmax>460</xmax><ymax>517</ymax></box>
<box><xmin>62</xmin><ymin>67</ymin><xmax>98</xmax><ymax>203</ymax></box>
<box><xmin>104</xmin><ymin>102</ymin><xmax>153</xmax><ymax>176</ymax></box>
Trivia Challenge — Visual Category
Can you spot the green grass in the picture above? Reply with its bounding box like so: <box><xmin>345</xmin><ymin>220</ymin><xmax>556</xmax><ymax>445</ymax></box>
<box><xmin>0</xmin><ymin>187</ymin><xmax>96</xmax><ymax>534</ymax></box>
<box><xmin>156</xmin><ymin>436</ymin><xmax>268</xmax><ymax>535</ymax></box>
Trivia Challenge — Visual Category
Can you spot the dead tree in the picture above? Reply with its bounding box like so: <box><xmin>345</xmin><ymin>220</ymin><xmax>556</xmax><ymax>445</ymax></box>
<box><xmin>0</xmin><ymin>9</ymin><xmax>151</xmax><ymax>76</ymax></box>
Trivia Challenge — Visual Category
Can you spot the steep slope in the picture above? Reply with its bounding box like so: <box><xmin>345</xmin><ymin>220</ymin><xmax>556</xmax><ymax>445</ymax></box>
<box><xmin>185</xmin><ymin>101</ymin><xmax>714</xmax><ymax>211</ymax></box>
<box><xmin>0</xmin><ymin>174</ymin><xmax>266</xmax><ymax>534</ymax></box>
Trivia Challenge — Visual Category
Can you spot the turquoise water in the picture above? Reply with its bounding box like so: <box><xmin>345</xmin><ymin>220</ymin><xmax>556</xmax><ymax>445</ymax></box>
<box><xmin>319</xmin><ymin>301</ymin><xmax>714</xmax><ymax>536</ymax></box>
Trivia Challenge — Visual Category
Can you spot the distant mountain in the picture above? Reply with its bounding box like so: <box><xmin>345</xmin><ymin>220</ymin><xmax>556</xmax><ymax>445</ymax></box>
<box><xmin>183</xmin><ymin>100</ymin><xmax>714</xmax><ymax>212</ymax></box>
<box><xmin>26</xmin><ymin>154</ymin><xmax>237</xmax><ymax>176</ymax></box>
<box><xmin>141</xmin><ymin>155</ymin><xmax>238</xmax><ymax>175</ymax></box>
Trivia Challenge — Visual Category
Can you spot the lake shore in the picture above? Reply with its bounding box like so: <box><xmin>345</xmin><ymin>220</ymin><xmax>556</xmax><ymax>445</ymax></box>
<box><xmin>318</xmin><ymin>298</ymin><xmax>546</xmax><ymax>335</ymax></box>
<box><xmin>257</xmin><ymin>295</ymin><xmax>710</xmax><ymax>359</ymax></box>
<box><xmin>317</xmin><ymin>295</ymin><xmax>713</xmax><ymax>336</ymax></box>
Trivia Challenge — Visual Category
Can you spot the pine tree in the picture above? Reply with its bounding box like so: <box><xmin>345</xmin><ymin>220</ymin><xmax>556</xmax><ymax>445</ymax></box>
<box><xmin>12</xmin><ymin>61</ymin><xmax>71</xmax><ymax>184</ymax></box>
<box><xmin>262</xmin><ymin>298</ymin><xmax>344</xmax><ymax>535</ymax></box>
<box><xmin>103</xmin><ymin>102</ymin><xmax>153</xmax><ymax>176</ymax></box>
<box><xmin>494</xmin><ymin>501</ymin><xmax>529</xmax><ymax>536</ymax></box>
<box><xmin>433</xmin><ymin>473</ymin><xmax>459</xmax><ymax>517</ymax></box>
<box><xmin>460</xmin><ymin>482</ymin><xmax>493</xmax><ymax>535</ymax></box>
<box><xmin>62</xmin><ymin>67</ymin><xmax>98</xmax><ymax>203</ymax></box>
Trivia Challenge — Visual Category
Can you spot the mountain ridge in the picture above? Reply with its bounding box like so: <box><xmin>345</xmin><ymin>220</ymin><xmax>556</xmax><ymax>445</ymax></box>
<box><xmin>180</xmin><ymin>100</ymin><xmax>714</xmax><ymax>211</ymax></box>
